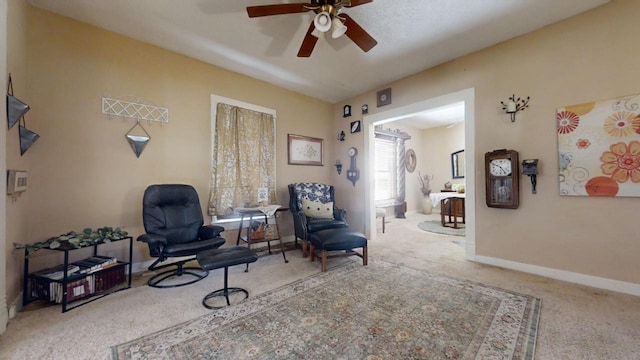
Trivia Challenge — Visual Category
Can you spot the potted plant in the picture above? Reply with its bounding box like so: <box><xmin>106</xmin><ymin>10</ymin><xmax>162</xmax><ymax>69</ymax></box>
<box><xmin>418</xmin><ymin>171</ymin><xmax>434</xmax><ymax>214</ymax></box>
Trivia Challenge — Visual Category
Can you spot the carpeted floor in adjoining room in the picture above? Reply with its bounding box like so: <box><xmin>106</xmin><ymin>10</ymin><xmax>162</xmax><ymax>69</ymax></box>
<box><xmin>1</xmin><ymin>212</ymin><xmax>639</xmax><ymax>359</ymax></box>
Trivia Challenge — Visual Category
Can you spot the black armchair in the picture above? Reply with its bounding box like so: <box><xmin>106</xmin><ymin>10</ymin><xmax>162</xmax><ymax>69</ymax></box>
<box><xmin>138</xmin><ymin>184</ymin><xmax>226</xmax><ymax>288</ymax></box>
<box><xmin>288</xmin><ymin>183</ymin><xmax>349</xmax><ymax>256</ymax></box>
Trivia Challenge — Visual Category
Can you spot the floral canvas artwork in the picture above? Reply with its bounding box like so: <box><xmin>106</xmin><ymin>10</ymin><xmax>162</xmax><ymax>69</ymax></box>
<box><xmin>557</xmin><ymin>93</ymin><xmax>640</xmax><ymax>197</ymax></box>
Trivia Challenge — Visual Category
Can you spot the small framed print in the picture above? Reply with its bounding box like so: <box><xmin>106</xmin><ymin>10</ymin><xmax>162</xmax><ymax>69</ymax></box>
<box><xmin>377</xmin><ymin>88</ymin><xmax>392</xmax><ymax>107</ymax></box>
<box><xmin>257</xmin><ymin>188</ymin><xmax>268</xmax><ymax>203</ymax></box>
<box><xmin>361</xmin><ymin>104</ymin><xmax>368</xmax><ymax>114</ymax></box>
<box><xmin>350</xmin><ymin>120</ymin><xmax>361</xmax><ymax>133</ymax></box>
<box><xmin>343</xmin><ymin>105</ymin><xmax>352</xmax><ymax>118</ymax></box>
<box><xmin>288</xmin><ymin>134</ymin><xmax>324</xmax><ymax>166</ymax></box>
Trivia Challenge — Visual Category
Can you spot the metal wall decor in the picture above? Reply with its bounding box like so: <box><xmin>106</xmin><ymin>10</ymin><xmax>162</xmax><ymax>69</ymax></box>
<box><xmin>102</xmin><ymin>96</ymin><xmax>169</xmax><ymax>124</ymax></box>
<box><xmin>125</xmin><ymin>121</ymin><xmax>151</xmax><ymax>158</ymax></box>
<box><xmin>7</xmin><ymin>74</ymin><xmax>30</xmax><ymax>130</ymax></box>
<box><xmin>19</xmin><ymin>125</ymin><xmax>40</xmax><ymax>156</ymax></box>
<box><xmin>102</xmin><ymin>95</ymin><xmax>167</xmax><ymax>158</ymax></box>
<box><xmin>7</xmin><ymin>74</ymin><xmax>39</xmax><ymax>155</ymax></box>
<box><xmin>500</xmin><ymin>94</ymin><xmax>530</xmax><ymax>122</ymax></box>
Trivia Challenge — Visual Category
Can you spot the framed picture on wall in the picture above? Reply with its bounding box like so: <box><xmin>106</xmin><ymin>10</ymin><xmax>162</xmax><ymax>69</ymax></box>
<box><xmin>288</xmin><ymin>134</ymin><xmax>324</xmax><ymax>166</ymax></box>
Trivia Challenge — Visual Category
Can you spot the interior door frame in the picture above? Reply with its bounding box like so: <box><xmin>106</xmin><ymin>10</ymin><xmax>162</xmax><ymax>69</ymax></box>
<box><xmin>363</xmin><ymin>88</ymin><xmax>476</xmax><ymax>260</ymax></box>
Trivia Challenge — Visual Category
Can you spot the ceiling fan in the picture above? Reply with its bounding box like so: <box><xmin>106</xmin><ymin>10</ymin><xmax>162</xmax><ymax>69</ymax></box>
<box><xmin>247</xmin><ymin>0</ymin><xmax>377</xmax><ymax>57</ymax></box>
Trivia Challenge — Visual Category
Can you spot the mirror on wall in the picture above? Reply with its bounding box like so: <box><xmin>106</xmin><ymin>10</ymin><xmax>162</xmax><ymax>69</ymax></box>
<box><xmin>451</xmin><ymin>149</ymin><xmax>465</xmax><ymax>179</ymax></box>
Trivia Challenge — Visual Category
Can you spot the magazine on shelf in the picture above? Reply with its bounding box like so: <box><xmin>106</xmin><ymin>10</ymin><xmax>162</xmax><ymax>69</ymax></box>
<box><xmin>33</xmin><ymin>264</ymin><xmax>81</xmax><ymax>280</ymax></box>
<box><xmin>73</xmin><ymin>256</ymin><xmax>117</xmax><ymax>274</ymax></box>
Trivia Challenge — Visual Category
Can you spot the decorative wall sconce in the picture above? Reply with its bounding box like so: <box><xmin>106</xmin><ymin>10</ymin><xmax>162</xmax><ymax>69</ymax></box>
<box><xmin>338</xmin><ymin>130</ymin><xmax>345</xmax><ymax>141</ymax></box>
<box><xmin>334</xmin><ymin>160</ymin><xmax>343</xmax><ymax>175</ymax></box>
<box><xmin>500</xmin><ymin>94</ymin><xmax>530</xmax><ymax>122</ymax></box>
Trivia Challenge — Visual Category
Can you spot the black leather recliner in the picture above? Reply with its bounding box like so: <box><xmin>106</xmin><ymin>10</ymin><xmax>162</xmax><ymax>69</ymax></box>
<box><xmin>288</xmin><ymin>183</ymin><xmax>349</xmax><ymax>256</ymax></box>
<box><xmin>138</xmin><ymin>184</ymin><xmax>226</xmax><ymax>288</ymax></box>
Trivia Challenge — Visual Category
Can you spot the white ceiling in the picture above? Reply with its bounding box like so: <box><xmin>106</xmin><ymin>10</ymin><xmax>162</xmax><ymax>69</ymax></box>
<box><xmin>398</xmin><ymin>102</ymin><xmax>466</xmax><ymax>130</ymax></box>
<box><xmin>28</xmin><ymin>0</ymin><xmax>608</xmax><ymax>106</ymax></box>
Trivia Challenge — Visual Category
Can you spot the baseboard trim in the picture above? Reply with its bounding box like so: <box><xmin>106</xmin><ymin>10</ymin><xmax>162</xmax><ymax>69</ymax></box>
<box><xmin>474</xmin><ymin>255</ymin><xmax>640</xmax><ymax>297</ymax></box>
<box><xmin>1</xmin><ymin>296</ymin><xmax>8</xmax><ymax>332</ymax></box>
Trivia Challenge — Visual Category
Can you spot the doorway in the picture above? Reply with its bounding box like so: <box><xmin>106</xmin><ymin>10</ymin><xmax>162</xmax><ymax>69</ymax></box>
<box><xmin>363</xmin><ymin>88</ymin><xmax>476</xmax><ymax>260</ymax></box>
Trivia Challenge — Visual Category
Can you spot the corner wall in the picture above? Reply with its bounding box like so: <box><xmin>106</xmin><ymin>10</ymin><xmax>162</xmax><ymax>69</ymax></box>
<box><xmin>334</xmin><ymin>0</ymin><xmax>640</xmax><ymax>291</ymax></box>
<box><xmin>3</xmin><ymin>0</ymin><xmax>29</xmax><ymax>324</ymax></box>
<box><xmin>4</xmin><ymin>6</ymin><xmax>336</xmax><ymax>309</ymax></box>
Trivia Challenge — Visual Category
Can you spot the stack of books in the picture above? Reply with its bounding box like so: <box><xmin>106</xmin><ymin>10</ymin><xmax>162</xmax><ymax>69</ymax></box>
<box><xmin>28</xmin><ymin>255</ymin><xmax>122</xmax><ymax>304</ymax></box>
<box><xmin>72</xmin><ymin>255</ymin><xmax>118</xmax><ymax>274</ymax></box>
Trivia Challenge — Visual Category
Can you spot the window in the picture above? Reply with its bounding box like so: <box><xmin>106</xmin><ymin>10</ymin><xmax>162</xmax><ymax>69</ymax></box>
<box><xmin>375</xmin><ymin>138</ymin><xmax>397</xmax><ymax>202</ymax></box>
<box><xmin>208</xmin><ymin>95</ymin><xmax>277</xmax><ymax>217</ymax></box>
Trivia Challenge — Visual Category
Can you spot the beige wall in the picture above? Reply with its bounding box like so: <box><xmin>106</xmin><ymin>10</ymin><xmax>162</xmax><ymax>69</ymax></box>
<box><xmin>420</xmin><ymin>123</ymin><xmax>465</xmax><ymax>192</ymax></box>
<box><xmin>3</xmin><ymin>6</ymin><xmax>337</xmax><ymax>306</ymax></box>
<box><xmin>4</xmin><ymin>0</ymin><xmax>29</xmax><ymax>315</ymax></box>
<box><xmin>334</xmin><ymin>0</ymin><xmax>640</xmax><ymax>287</ymax></box>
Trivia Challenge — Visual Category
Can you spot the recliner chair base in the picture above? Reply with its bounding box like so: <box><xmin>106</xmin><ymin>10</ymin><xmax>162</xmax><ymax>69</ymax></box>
<box><xmin>147</xmin><ymin>266</ymin><xmax>209</xmax><ymax>288</ymax></box>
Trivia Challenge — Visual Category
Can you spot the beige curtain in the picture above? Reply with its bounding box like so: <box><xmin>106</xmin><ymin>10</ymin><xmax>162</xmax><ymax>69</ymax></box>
<box><xmin>208</xmin><ymin>103</ymin><xmax>276</xmax><ymax>216</ymax></box>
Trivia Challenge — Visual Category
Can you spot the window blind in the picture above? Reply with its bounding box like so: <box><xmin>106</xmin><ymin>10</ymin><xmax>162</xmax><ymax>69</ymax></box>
<box><xmin>375</xmin><ymin>138</ymin><xmax>397</xmax><ymax>201</ymax></box>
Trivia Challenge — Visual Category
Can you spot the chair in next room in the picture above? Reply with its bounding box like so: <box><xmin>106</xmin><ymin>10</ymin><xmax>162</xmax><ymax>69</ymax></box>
<box><xmin>288</xmin><ymin>182</ymin><xmax>349</xmax><ymax>257</ymax></box>
<box><xmin>138</xmin><ymin>184</ymin><xmax>227</xmax><ymax>288</ymax></box>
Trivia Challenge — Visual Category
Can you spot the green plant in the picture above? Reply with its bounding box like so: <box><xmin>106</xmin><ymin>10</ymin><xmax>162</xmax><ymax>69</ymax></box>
<box><xmin>16</xmin><ymin>226</ymin><xmax>128</xmax><ymax>256</ymax></box>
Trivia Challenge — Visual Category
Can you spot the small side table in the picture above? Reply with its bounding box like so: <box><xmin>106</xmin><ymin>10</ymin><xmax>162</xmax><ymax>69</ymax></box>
<box><xmin>235</xmin><ymin>206</ymin><xmax>289</xmax><ymax>265</ymax></box>
<box><xmin>441</xmin><ymin>197</ymin><xmax>465</xmax><ymax>229</ymax></box>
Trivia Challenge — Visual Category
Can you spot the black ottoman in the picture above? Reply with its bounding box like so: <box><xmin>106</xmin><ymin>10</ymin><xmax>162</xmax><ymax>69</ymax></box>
<box><xmin>196</xmin><ymin>246</ymin><xmax>258</xmax><ymax>309</ymax></box>
<box><xmin>309</xmin><ymin>228</ymin><xmax>368</xmax><ymax>272</ymax></box>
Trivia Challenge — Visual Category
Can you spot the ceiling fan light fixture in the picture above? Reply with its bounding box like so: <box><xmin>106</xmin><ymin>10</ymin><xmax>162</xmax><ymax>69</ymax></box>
<box><xmin>314</xmin><ymin>11</ymin><xmax>332</xmax><ymax>32</ymax></box>
<box><xmin>330</xmin><ymin>17</ymin><xmax>347</xmax><ymax>38</ymax></box>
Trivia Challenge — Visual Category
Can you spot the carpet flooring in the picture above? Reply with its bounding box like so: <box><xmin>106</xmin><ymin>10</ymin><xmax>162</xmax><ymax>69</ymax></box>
<box><xmin>4</xmin><ymin>213</ymin><xmax>639</xmax><ymax>359</ymax></box>
<box><xmin>418</xmin><ymin>220</ymin><xmax>465</xmax><ymax>236</ymax></box>
<box><xmin>111</xmin><ymin>258</ymin><xmax>540</xmax><ymax>360</ymax></box>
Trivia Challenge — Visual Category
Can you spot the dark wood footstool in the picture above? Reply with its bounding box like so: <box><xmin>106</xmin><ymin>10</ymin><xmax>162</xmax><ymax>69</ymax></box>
<box><xmin>309</xmin><ymin>229</ymin><xmax>368</xmax><ymax>272</ymax></box>
<box><xmin>196</xmin><ymin>246</ymin><xmax>258</xmax><ymax>309</ymax></box>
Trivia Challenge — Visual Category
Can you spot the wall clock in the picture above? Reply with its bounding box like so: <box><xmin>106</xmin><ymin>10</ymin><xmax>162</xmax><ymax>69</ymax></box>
<box><xmin>346</xmin><ymin>147</ymin><xmax>360</xmax><ymax>186</ymax></box>
<box><xmin>350</xmin><ymin>120</ymin><xmax>361</xmax><ymax>133</ymax></box>
<box><xmin>485</xmin><ymin>149</ymin><xmax>519</xmax><ymax>208</ymax></box>
<box><xmin>377</xmin><ymin>88</ymin><xmax>392</xmax><ymax>107</ymax></box>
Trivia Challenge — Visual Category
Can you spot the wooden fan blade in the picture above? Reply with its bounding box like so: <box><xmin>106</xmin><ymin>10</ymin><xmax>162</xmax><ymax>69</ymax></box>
<box><xmin>342</xmin><ymin>14</ymin><xmax>377</xmax><ymax>52</ymax></box>
<box><xmin>344</xmin><ymin>0</ymin><xmax>373</xmax><ymax>7</ymax></box>
<box><xmin>247</xmin><ymin>3</ymin><xmax>311</xmax><ymax>18</ymax></box>
<box><xmin>297</xmin><ymin>22</ymin><xmax>318</xmax><ymax>57</ymax></box>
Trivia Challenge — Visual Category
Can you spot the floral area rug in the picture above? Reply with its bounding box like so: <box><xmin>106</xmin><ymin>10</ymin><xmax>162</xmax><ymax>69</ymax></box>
<box><xmin>111</xmin><ymin>259</ymin><xmax>540</xmax><ymax>360</ymax></box>
<box><xmin>419</xmin><ymin>219</ymin><xmax>466</xmax><ymax>237</ymax></box>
